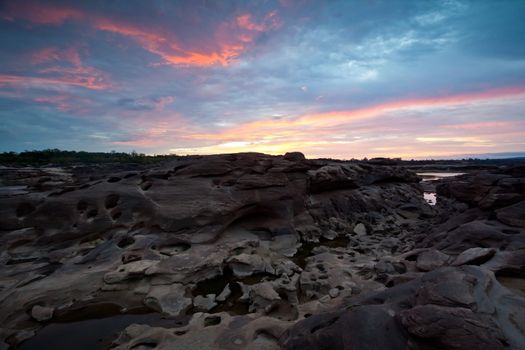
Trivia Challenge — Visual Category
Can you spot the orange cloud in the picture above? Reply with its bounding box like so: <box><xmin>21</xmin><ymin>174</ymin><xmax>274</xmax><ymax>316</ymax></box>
<box><xmin>3</xmin><ymin>45</ymin><xmax>110</xmax><ymax>91</ymax></box>
<box><xmin>4</xmin><ymin>2</ymin><xmax>281</xmax><ymax>67</ymax></box>
<box><xmin>92</xmin><ymin>20</ymin><xmax>236</xmax><ymax>66</ymax></box>
<box><xmin>94</xmin><ymin>11</ymin><xmax>280</xmax><ymax>67</ymax></box>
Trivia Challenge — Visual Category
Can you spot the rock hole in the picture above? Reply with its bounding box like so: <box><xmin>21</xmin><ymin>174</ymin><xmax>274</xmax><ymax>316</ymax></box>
<box><xmin>86</xmin><ymin>208</ymin><xmax>98</xmax><ymax>219</ymax></box>
<box><xmin>204</xmin><ymin>315</ymin><xmax>221</xmax><ymax>327</ymax></box>
<box><xmin>111</xmin><ymin>209</ymin><xmax>122</xmax><ymax>220</ymax></box>
<box><xmin>405</xmin><ymin>254</ymin><xmax>417</xmax><ymax>261</ymax></box>
<box><xmin>253</xmin><ymin>329</ymin><xmax>279</xmax><ymax>343</ymax></box>
<box><xmin>104</xmin><ymin>193</ymin><xmax>120</xmax><ymax>209</ymax></box>
<box><xmin>107</xmin><ymin>176</ymin><xmax>121</xmax><ymax>183</ymax></box>
<box><xmin>118</xmin><ymin>236</ymin><xmax>135</xmax><ymax>248</ymax></box>
<box><xmin>122</xmin><ymin>252</ymin><xmax>141</xmax><ymax>264</ymax></box>
<box><xmin>168</xmin><ymin>243</ymin><xmax>191</xmax><ymax>253</ymax></box>
<box><xmin>174</xmin><ymin>330</ymin><xmax>186</xmax><ymax>336</ymax></box>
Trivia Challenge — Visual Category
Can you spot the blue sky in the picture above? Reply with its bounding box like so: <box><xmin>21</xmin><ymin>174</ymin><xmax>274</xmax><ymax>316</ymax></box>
<box><xmin>1</xmin><ymin>0</ymin><xmax>524</xmax><ymax>158</ymax></box>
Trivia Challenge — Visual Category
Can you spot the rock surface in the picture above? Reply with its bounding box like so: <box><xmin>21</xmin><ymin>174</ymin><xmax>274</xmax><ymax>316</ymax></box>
<box><xmin>0</xmin><ymin>154</ymin><xmax>524</xmax><ymax>349</ymax></box>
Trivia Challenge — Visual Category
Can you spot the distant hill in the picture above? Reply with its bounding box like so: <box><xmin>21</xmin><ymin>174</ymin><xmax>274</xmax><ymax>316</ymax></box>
<box><xmin>420</xmin><ymin>152</ymin><xmax>525</xmax><ymax>160</ymax></box>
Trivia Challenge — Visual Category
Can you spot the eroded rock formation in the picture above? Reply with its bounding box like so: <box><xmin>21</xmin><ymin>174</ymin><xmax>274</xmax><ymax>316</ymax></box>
<box><xmin>0</xmin><ymin>154</ymin><xmax>523</xmax><ymax>349</ymax></box>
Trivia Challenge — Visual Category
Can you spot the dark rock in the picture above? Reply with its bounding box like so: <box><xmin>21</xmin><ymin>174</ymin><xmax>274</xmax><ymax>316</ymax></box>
<box><xmin>2</xmin><ymin>155</ymin><xmax>524</xmax><ymax>349</ymax></box>
<box><xmin>452</xmin><ymin>247</ymin><xmax>496</xmax><ymax>266</ymax></box>
<box><xmin>283</xmin><ymin>152</ymin><xmax>306</xmax><ymax>162</ymax></box>
<box><xmin>416</xmin><ymin>249</ymin><xmax>450</xmax><ymax>271</ymax></box>
<box><xmin>497</xmin><ymin>201</ymin><xmax>525</xmax><ymax>228</ymax></box>
<box><xmin>400</xmin><ymin>304</ymin><xmax>506</xmax><ymax>350</ymax></box>
<box><xmin>281</xmin><ymin>266</ymin><xmax>525</xmax><ymax>350</ymax></box>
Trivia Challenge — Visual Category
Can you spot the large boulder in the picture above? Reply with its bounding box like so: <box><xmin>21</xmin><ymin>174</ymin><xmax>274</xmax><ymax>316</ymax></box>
<box><xmin>497</xmin><ymin>201</ymin><xmax>525</xmax><ymax>228</ymax></box>
<box><xmin>280</xmin><ymin>266</ymin><xmax>525</xmax><ymax>350</ymax></box>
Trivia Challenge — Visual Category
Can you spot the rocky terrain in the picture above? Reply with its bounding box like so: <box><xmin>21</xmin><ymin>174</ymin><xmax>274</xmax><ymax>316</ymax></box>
<box><xmin>0</xmin><ymin>152</ymin><xmax>523</xmax><ymax>350</ymax></box>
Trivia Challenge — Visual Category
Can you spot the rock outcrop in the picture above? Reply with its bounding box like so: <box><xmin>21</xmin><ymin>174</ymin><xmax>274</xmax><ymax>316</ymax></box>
<box><xmin>0</xmin><ymin>154</ymin><xmax>523</xmax><ymax>349</ymax></box>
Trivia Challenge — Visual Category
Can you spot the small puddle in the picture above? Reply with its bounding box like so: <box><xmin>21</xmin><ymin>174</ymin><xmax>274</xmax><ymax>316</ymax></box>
<box><xmin>417</xmin><ymin>172</ymin><xmax>465</xmax><ymax>182</ymax></box>
<box><xmin>16</xmin><ymin>305</ymin><xmax>188</xmax><ymax>350</ymax></box>
<box><xmin>424</xmin><ymin>192</ymin><xmax>437</xmax><ymax>206</ymax></box>
<box><xmin>417</xmin><ymin>172</ymin><xmax>465</xmax><ymax>206</ymax></box>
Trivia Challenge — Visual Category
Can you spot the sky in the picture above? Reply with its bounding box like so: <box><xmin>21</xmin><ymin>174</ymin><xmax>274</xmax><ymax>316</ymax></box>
<box><xmin>0</xmin><ymin>0</ymin><xmax>524</xmax><ymax>159</ymax></box>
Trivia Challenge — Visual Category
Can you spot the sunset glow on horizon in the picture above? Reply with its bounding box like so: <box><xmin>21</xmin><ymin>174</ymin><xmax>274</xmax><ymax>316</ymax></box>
<box><xmin>1</xmin><ymin>0</ymin><xmax>524</xmax><ymax>159</ymax></box>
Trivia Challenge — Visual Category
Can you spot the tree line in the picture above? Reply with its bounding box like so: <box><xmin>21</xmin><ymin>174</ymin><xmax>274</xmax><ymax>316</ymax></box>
<box><xmin>0</xmin><ymin>149</ymin><xmax>181</xmax><ymax>165</ymax></box>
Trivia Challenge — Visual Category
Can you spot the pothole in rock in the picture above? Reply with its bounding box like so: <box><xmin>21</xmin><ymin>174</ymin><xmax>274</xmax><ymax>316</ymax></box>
<box><xmin>292</xmin><ymin>235</ymin><xmax>350</xmax><ymax>269</ymax></box>
<box><xmin>16</xmin><ymin>303</ymin><xmax>189</xmax><ymax>350</ymax></box>
<box><xmin>204</xmin><ymin>315</ymin><xmax>221</xmax><ymax>327</ymax></box>
<box><xmin>158</xmin><ymin>242</ymin><xmax>191</xmax><ymax>256</ymax></box>
<box><xmin>191</xmin><ymin>268</ymin><xmax>276</xmax><ymax>316</ymax></box>
<box><xmin>117</xmin><ymin>236</ymin><xmax>135</xmax><ymax>248</ymax></box>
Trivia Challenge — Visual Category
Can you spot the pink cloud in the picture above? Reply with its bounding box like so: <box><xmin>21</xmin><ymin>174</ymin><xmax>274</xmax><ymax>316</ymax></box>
<box><xmin>4</xmin><ymin>1</ymin><xmax>282</xmax><ymax>67</ymax></box>
<box><xmin>93</xmin><ymin>11</ymin><xmax>281</xmax><ymax>67</ymax></box>
<box><xmin>30</xmin><ymin>47</ymin><xmax>82</xmax><ymax>66</ymax></box>
<box><xmin>3</xmin><ymin>45</ymin><xmax>111</xmax><ymax>91</ymax></box>
<box><xmin>442</xmin><ymin>121</ymin><xmax>513</xmax><ymax>130</ymax></box>
<box><xmin>0</xmin><ymin>72</ymin><xmax>109</xmax><ymax>90</ymax></box>
<box><xmin>236</xmin><ymin>11</ymin><xmax>281</xmax><ymax>33</ymax></box>
<box><xmin>144</xmin><ymin>85</ymin><xmax>525</xmax><ymax>158</ymax></box>
<box><xmin>33</xmin><ymin>93</ymin><xmax>92</xmax><ymax>114</ymax></box>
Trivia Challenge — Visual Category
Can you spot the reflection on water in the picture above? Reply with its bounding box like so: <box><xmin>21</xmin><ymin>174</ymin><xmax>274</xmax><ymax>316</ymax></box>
<box><xmin>424</xmin><ymin>192</ymin><xmax>437</xmax><ymax>206</ymax></box>
<box><xmin>417</xmin><ymin>172</ymin><xmax>465</xmax><ymax>182</ymax></box>
<box><xmin>417</xmin><ymin>172</ymin><xmax>465</xmax><ymax>206</ymax></box>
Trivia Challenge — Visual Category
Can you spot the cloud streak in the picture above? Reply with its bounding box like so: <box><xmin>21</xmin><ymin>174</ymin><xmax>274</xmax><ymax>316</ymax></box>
<box><xmin>4</xmin><ymin>1</ymin><xmax>281</xmax><ymax>67</ymax></box>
